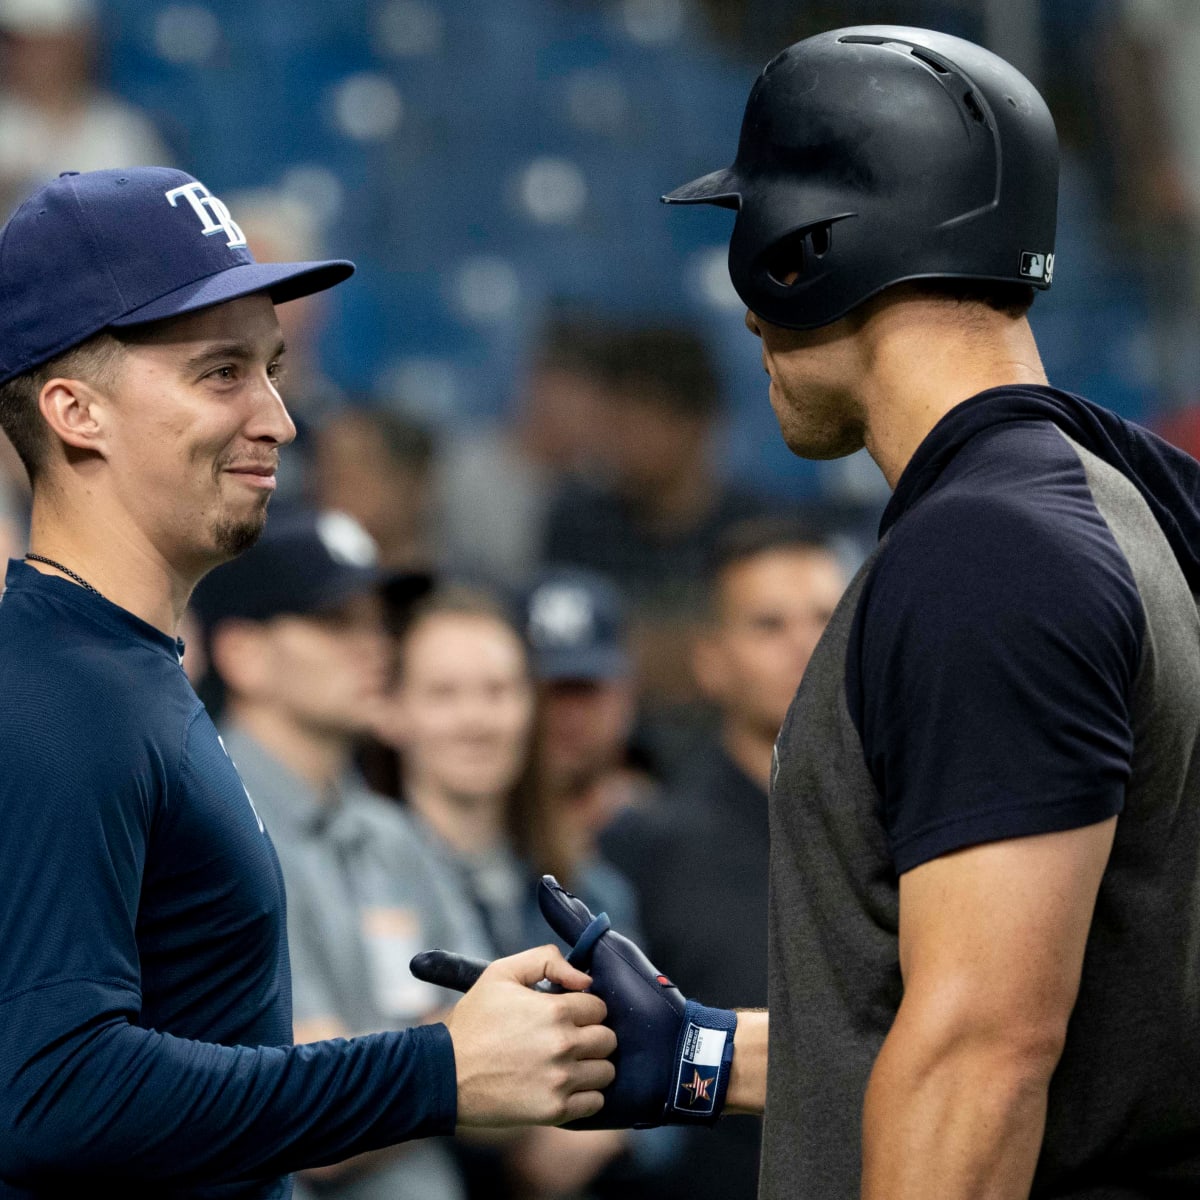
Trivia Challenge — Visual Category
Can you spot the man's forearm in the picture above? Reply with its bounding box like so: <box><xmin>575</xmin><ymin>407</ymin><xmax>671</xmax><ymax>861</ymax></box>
<box><xmin>861</xmin><ymin>1019</ymin><xmax>1058</xmax><ymax>1199</ymax></box>
<box><xmin>726</xmin><ymin>1009</ymin><xmax>768</xmax><ymax>1115</ymax></box>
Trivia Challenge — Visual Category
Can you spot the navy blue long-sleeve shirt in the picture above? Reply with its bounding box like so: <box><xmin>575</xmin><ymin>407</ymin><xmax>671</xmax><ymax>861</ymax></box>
<box><xmin>0</xmin><ymin>561</ymin><xmax>456</xmax><ymax>1197</ymax></box>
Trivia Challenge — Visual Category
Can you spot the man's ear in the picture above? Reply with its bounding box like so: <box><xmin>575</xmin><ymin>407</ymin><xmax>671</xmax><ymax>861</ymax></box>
<box><xmin>37</xmin><ymin>377</ymin><xmax>111</xmax><ymax>458</ymax></box>
<box><xmin>691</xmin><ymin>630</ymin><xmax>727</xmax><ymax>703</ymax></box>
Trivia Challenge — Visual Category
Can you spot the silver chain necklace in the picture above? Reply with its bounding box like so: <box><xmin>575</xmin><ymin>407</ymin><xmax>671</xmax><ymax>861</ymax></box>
<box><xmin>24</xmin><ymin>553</ymin><xmax>103</xmax><ymax>598</ymax></box>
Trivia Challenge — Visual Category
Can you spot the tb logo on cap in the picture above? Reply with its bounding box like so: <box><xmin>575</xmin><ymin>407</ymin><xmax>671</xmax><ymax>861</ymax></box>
<box><xmin>164</xmin><ymin>181</ymin><xmax>247</xmax><ymax>249</ymax></box>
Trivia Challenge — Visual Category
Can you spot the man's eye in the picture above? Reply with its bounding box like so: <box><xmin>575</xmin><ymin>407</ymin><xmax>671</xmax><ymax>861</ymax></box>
<box><xmin>748</xmin><ymin>616</ymin><xmax>786</xmax><ymax>635</ymax></box>
<box><xmin>267</xmin><ymin>360</ymin><xmax>285</xmax><ymax>382</ymax></box>
<box><xmin>207</xmin><ymin>365</ymin><xmax>236</xmax><ymax>381</ymax></box>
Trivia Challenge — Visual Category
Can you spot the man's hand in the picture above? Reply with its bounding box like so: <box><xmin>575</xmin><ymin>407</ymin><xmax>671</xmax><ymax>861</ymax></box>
<box><xmin>415</xmin><ymin>877</ymin><xmax>739</xmax><ymax>1129</ymax></box>
<box><xmin>443</xmin><ymin>943</ymin><xmax>616</xmax><ymax>1128</ymax></box>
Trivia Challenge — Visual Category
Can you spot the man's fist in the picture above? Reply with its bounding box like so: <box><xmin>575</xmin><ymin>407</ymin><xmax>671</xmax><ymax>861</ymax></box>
<box><xmin>413</xmin><ymin>877</ymin><xmax>737</xmax><ymax>1129</ymax></box>
<box><xmin>441</xmin><ymin>943</ymin><xmax>617</xmax><ymax>1128</ymax></box>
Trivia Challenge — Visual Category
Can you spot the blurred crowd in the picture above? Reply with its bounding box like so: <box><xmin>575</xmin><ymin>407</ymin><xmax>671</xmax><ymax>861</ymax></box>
<box><xmin>177</xmin><ymin>495</ymin><xmax>844</xmax><ymax>1200</ymax></box>
<box><xmin>4</xmin><ymin>0</ymin><xmax>1200</xmax><ymax>1197</ymax></box>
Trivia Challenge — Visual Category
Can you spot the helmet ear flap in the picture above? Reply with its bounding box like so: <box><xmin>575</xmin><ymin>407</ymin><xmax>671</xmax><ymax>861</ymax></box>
<box><xmin>760</xmin><ymin>220</ymin><xmax>837</xmax><ymax>288</ymax></box>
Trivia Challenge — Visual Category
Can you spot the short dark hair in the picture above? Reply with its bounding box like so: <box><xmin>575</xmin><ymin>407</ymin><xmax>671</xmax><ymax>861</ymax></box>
<box><xmin>0</xmin><ymin>333</ymin><xmax>124</xmax><ymax>483</ymax></box>
<box><xmin>709</xmin><ymin>514</ymin><xmax>834</xmax><ymax>581</ymax></box>
<box><xmin>534</xmin><ymin>308</ymin><xmax>617</xmax><ymax>378</ymax></box>
<box><xmin>397</xmin><ymin>582</ymin><xmax>524</xmax><ymax>657</ymax></box>
<box><xmin>907</xmin><ymin>278</ymin><xmax>1037</xmax><ymax>320</ymax></box>
<box><xmin>602</xmin><ymin>325</ymin><xmax>722</xmax><ymax>419</ymax></box>
<box><xmin>323</xmin><ymin>406</ymin><xmax>436</xmax><ymax>473</ymax></box>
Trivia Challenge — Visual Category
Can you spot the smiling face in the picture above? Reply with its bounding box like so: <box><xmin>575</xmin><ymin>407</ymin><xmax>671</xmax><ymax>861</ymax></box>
<box><xmin>72</xmin><ymin>294</ymin><xmax>295</xmax><ymax>573</ymax></box>
<box><xmin>695</xmin><ymin>545</ymin><xmax>846</xmax><ymax>740</ymax></box>
<box><xmin>392</xmin><ymin>611</ymin><xmax>535</xmax><ymax>809</ymax></box>
<box><xmin>257</xmin><ymin>592</ymin><xmax>391</xmax><ymax>737</ymax></box>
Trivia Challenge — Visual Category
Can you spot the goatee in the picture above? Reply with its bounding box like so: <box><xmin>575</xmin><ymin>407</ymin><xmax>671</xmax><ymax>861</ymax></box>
<box><xmin>213</xmin><ymin>507</ymin><xmax>269</xmax><ymax>558</ymax></box>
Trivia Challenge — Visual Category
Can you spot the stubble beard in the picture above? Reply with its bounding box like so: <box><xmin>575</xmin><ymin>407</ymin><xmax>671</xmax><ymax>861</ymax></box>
<box><xmin>212</xmin><ymin>496</ymin><xmax>270</xmax><ymax>558</ymax></box>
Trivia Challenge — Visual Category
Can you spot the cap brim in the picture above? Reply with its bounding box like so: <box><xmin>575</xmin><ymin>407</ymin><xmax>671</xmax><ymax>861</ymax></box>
<box><xmin>305</xmin><ymin>562</ymin><xmax>383</xmax><ymax>616</ymax></box>
<box><xmin>109</xmin><ymin>258</ymin><xmax>355</xmax><ymax>328</ymax></box>
<box><xmin>533</xmin><ymin>645</ymin><xmax>630</xmax><ymax>683</ymax></box>
<box><xmin>382</xmin><ymin>569</ymin><xmax>435</xmax><ymax>613</ymax></box>
<box><xmin>661</xmin><ymin>166</ymin><xmax>741</xmax><ymax>209</ymax></box>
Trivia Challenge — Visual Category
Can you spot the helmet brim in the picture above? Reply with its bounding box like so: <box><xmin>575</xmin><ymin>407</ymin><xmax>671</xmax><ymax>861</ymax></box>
<box><xmin>661</xmin><ymin>166</ymin><xmax>741</xmax><ymax>208</ymax></box>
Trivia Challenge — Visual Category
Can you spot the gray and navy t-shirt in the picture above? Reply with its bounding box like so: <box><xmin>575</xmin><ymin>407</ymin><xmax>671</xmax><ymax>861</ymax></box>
<box><xmin>762</xmin><ymin>387</ymin><xmax>1200</xmax><ymax>1198</ymax></box>
<box><xmin>0</xmin><ymin>562</ymin><xmax>456</xmax><ymax>1197</ymax></box>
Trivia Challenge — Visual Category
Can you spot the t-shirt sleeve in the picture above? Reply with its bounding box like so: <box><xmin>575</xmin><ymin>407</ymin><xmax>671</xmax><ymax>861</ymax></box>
<box><xmin>846</xmin><ymin>492</ymin><xmax>1143</xmax><ymax>875</ymax></box>
<box><xmin>0</xmin><ymin>690</ymin><xmax>456</xmax><ymax>1186</ymax></box>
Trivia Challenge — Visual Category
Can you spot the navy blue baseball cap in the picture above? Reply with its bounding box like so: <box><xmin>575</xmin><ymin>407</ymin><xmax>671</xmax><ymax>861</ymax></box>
<box><xmin>192</xmin><ymin>507</ymin><xmax>381</xmax><ymax>628</ymax></box>
<box><xmin>0</xmin><ymin>166</ymin><xmax>355</xmax><ymax>385</ymax></box>
<box><xmin>522</xmin><ymin>566</ymin><xmax>630</xmax><ymax>682</ymax></box>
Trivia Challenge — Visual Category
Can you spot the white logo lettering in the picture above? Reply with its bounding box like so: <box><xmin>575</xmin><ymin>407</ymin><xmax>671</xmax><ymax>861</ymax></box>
<box><xmin>316</xmin><ymin>511</ymin><xmax>379</xmax><ymax>568</ymax></box>
<box><xmin>165</xmin><ymin>181</ymin><xmax>248</xmax><ymax>248</ymax></box>
<box><xmin>217</xmin><ymin>732</ymin><xmax>265</xmax><ymax>833</ymax></box>
<box><xmin>528</xmin><ymin>585</ymin><xmax>594</xmax><ymax>648</ymax></box>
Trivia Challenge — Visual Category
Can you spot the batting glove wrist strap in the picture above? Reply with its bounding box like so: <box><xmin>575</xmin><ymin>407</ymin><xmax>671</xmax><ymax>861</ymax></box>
<box><xmin>667</xmin><ymin>1000</ymin><xmax>737</xmax><ymax>1125</ymax></box>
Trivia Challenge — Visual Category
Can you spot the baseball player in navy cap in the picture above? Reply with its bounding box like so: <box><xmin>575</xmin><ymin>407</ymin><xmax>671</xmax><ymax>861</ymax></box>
<box><xmin>0</xmin><ymin>168</ymin><xmax>616</xmax><ymax>1196</ymax></box>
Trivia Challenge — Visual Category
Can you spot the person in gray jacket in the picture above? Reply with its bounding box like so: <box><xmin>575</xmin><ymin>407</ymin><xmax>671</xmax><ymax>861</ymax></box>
<box><xmin>195</xmin><ymin>506</ymin><xmax>490</xmax><ymax>1200</ymax></box>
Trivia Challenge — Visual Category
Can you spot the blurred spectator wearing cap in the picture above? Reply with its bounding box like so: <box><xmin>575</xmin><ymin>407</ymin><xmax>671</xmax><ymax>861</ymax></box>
<box><xmin>523</xmin><ymin>566</ymin><xmax>657</xmax><ymax>867</ymax></box>
<box><xmin>543</xmin><ymin>323</ymin><xmax>775</xmax><ymax>773</ymax></box>
<box><xmin>435</xmin><ymin>309</ymin><xmax>612</xmax><ymax>589</ymax></box>
<box><xmin>313</xmin><ymin>407</ymin><xmax>438</xmax><ymax>574</ymax></box>
<box><xmin>193</xmin><ymin>507</ymin><xmax>488</xmax><ymax>1200</ymax></box>
<box><xmin>600</xmin><ymin>517</ymin><xmax>846</xmax><ymax>1200</ymax></box>
<box><xmin>376</xmin><ymin>585</ymin><xmax>632</xmax><ymax>1200</ymax></box>
<box><xmin>0</xmin><ymin>0</ymin><xmax>172</xmax><ymax>217</ymax></box>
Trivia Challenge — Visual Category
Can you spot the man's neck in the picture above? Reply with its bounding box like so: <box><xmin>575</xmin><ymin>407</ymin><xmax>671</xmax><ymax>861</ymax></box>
<box><xmin>228</xmin><ymin>704</ymin><xmax>351</xmax><ymax>794</ymax></box>
<box><xmin>627</xmin><ymin>459</ymin><xmax>715</xmax><ymax>533</ymax></box>
<box><xmin>857</xmin><ymin>302</ymin><xmax>1048</xmax><ymax>489</ymax></box>
<box><xmin>405</xmin><ymin>777</ymin><xmax>507</xmax><ymax>857</ymax></box>
<box><xmin>721</xmin><ymin>722</ymin><xmax>775</xmax><ymax>794</ymax></box>
<box><xmin>27</xmin><ymin>485</ymin><xmax>195</xmax><ymax>635</ymax></box>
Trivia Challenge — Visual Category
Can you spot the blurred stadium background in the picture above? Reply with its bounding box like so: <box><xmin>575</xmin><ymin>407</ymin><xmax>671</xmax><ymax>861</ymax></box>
<box><xmin>2</xmin><ymin>0</ymin><xmax>1180</xmax><ymax>513</ymax></box>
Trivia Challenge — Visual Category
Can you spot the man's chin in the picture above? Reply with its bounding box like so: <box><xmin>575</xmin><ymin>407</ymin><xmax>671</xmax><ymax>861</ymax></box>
<box><xmin>212</xmin><ymin>506</ymin><xmax>269</xmax><ymax>559</ymax></box>
<box><xmin>779</xmin><ymin>421</ymin><xmax>864</xmax><ymax>462</ymax></box>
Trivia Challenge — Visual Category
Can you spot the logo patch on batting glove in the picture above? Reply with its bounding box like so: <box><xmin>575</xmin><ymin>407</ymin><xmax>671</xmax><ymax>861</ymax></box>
<box><xmin>672</xmin><ymin>1022</ymin><xmax>727</xmax><ymax>1116</ymax></box>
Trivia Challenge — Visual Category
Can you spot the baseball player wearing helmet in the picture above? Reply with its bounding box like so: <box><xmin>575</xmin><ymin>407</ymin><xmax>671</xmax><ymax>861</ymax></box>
<box><xmin>655</xmin><ymin>24</ymin><xmax>1200</xmax><ymax>1199</ymax></box>
<box><xmin>0</xmin><ymin>168</ymin><xmax>616</xmax><ymax>1197</ymax></box>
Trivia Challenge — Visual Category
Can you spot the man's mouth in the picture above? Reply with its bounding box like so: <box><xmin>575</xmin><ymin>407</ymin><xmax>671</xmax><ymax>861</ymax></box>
<box><xmin>223</xmin><ymin>463</ymin><xmax>278</xmax><ymax>490</ymax></box>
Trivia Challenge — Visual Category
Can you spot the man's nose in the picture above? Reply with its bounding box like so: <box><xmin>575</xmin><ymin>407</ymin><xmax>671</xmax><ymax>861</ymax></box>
<box><xmin>248</xmin><ymin>377</ymin><xmax>297</xmax><ymax>446</ymax></box>
<box><xmin>745</xmin><ymin>309</ymin><xmax>762</xmax><ymax>338</ymax></box>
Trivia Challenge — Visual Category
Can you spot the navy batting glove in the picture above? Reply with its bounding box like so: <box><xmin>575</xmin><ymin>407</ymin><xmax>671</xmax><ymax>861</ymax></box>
<box><xmin>410</xmin><ymin>875</ymin><xmax>737</xmax><ymax>1130</ymax></box>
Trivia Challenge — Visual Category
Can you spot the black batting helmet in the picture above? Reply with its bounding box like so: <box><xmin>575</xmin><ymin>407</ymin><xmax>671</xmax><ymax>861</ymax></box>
<box><xmin>663</xmin><ymin>26</ymin><xmax>1059</xmax><ymax>330</ymax></box>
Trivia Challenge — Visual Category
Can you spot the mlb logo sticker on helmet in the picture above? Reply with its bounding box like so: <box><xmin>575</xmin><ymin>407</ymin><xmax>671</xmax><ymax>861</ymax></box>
<box><xmin>1020</xmin><ymin>251</ymin><xmax>1055</xmax><ymax>284</ymax></box>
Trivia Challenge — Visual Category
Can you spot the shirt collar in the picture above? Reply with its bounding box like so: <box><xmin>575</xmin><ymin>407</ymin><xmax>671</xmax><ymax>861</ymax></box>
<box><xmin>4</xmin><ymin>557</ymin><xmax>186</xmax><ymax>662</ymax></box>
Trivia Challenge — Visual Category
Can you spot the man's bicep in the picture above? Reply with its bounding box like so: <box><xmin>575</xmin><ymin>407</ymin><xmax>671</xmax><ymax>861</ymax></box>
<box><xmin>897</xmin><ymin>817</ymin><xmax>1117</xmax><ymax>1038</ymax></box>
